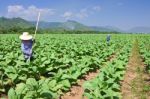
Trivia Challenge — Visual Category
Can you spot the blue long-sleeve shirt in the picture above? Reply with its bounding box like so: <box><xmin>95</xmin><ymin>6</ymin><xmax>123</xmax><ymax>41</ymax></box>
<box><xmin>21</xmin><ymin>40</ymin><xmax>33</xmax><ymax>59</ymax></box>
<box><xmin>107</xmin><ymin>35</ymin><xmax>111</xmax><ymax>42</ymax></box>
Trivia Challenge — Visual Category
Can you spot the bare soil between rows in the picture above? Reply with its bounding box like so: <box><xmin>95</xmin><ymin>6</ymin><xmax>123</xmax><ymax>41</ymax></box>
<box><xmin>121</xmin><ymin>41</ymin><xmax>150</xmax><ymax>99</ymax></box>
<box><xmin>60</xmin><ymin>54</ymin><xmax>116</xmax><ymax>99</ymax></box>
<box><xmin>60</xmin><ymin>69</ymin><xmax>99</xmax><ymax>99</ymax></box>
<box><xmin>0</xmin><ymin>94</ymin><xmax>8</xmax><ymax>99</ymax></box>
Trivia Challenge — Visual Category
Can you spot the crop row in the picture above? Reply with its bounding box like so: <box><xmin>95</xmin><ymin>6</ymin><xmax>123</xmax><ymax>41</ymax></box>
<box><xmin>139</xmin><ymin>36</ymin><xmax>150</xmax><ymax>73</ymax></box>
<box><xmin>83</xmin><ymin>41</ymin><xmax>131</xmax><ymax>99</ymax></box>
<box><xmin>0</xmin><ymin>35</ymin><xmax>124</xmax><ymax>98</ymax></box>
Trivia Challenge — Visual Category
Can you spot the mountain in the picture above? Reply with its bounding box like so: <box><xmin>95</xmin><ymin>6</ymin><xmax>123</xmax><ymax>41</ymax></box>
<box><xmin>35</xmin><ymin>20</ymin><xmax>118</xmax><ymax>31</ymax></box>
<box><xmin>59</xmin><ymin>20</ymin><xmax>91</xmax><ymax>31</ymax></box>
<box><xmin>0</xmin><ymin>17</ymin><xmax>150</xmax><ymax>33</ymax></box>
<box><xmin>0</xmin><ymin>17</ymin><xmax>122</xmax><ymax>32</ymax></box>
<box><xmin>128</xmin><ymin>27</ymin><xmax>150</xmax><ymax>33</ymax></box>
<box><xmin>90</xmin><ymin>26</ymin><xmax>123</xmax><ymax>32</ymax></box>
<box><xmin>32</xmin><ymin>20</ymin><xmax>91</xmax><ymax>31</ymax></box>
<box><xmin>0</xmin><ymin>17</ymin><xmax>33</xmax><ymax>29</ymax></box>
<box><xmin>31</xmin><ymin>21</ymin><xmax>61</xmax><ymax>29</ymax></box>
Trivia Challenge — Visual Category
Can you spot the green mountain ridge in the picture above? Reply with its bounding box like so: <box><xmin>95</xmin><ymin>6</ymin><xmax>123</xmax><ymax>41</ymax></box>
<box><xmin>0</xmin><ymin>17</ymin><xmax>120</xmax><ymax>32</ymax></box>
<box><xmin>33</xmin><ymin>20</ymin><xmax>120</xmax><ymax>31</ymax></box>
<box><xmin>0</xmin><ymin>17</ymin><xmax>150</xmax><ymax>33</ymax></box>
<box><xmin>0</xmin><ymin>17</ymin><xmax>33</xmax><ymax>29</ymax></box>
<box><xmin>32</xmin><ymin>20</ymin><xmax>92</xmax><ymax>31</ymax></box>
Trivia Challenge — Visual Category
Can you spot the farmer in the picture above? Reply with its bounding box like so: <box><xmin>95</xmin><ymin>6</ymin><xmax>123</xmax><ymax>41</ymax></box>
<box><xmin>19</xmin><ymin>32</ymin><xmax>34</xmax><ymax>61</ymax></box>
<box><xmin>106</xmin><ymin>34</ymin><xmax>111</xmax><ymax>44</ymax></box>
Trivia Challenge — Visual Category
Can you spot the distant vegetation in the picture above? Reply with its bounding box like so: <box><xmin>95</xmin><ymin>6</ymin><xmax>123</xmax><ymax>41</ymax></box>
<box><xmin>0</xmin><ymin>27</ymin><xmax>120</xmax><ymax>34</ymax></box>
<box><xmin>0</xmin><ymin>17</ymin><xmax>120</xmax><ymax>34</ymax></box>
<box><xmin>0</xmin><ymin>17</ymin><xmax>149</xmax><ymax>34</ymax></box>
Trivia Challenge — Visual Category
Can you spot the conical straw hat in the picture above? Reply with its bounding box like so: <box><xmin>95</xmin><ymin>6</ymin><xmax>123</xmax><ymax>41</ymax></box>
<box><xmin>19</xmin><ymin>32</ymin><xmax>33</xmax><ymax>40</ymax></box>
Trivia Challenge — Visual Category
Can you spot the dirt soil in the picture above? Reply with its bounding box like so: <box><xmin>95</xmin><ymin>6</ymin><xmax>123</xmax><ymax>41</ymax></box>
<box><xmin>0</xmin><ymin>94</ymin><xmax>8</xmax><ymax>99</ymax></box>
<box><xmin>60</xmin><ymin>53</ymin><xmax>116</xmax><ymax>99</ymax></box>
<box><xmin>60</xmin><ymin>69</ymin><xmax>99</xmax><ymax>99</ymax></box>
<box><xmin>121</xmin><ymin>40</ymin><xmax>150</xmax><ymax>99</ymax></box>
<box><xmin>121</xmin><ymin>54</ymin><xmax>140</xmax><ymax>98</ymax></box>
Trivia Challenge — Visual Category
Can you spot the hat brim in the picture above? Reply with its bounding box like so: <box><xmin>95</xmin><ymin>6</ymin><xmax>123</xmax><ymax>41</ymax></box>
<box><xmin>19</xmin><ymin>35</ymin><xmax>33</xmax><ymax>40</ymax></box>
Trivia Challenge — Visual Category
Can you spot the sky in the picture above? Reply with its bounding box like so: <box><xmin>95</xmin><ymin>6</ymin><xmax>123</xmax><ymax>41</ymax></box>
<box><xmin>0</xmin><ymin>0</ymin><xmax>150</xmax><ymax>30</ymax></box>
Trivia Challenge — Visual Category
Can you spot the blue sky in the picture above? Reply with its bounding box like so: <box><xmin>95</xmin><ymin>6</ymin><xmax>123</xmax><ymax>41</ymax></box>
<box><xmin>0</xmin><ymin>0</ymin><xmax>150</xmax><ymax>30</ymax></box>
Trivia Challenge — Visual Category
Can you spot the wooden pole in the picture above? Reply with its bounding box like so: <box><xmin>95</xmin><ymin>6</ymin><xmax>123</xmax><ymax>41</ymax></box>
<box><xmin>28</xmin><ymin>11</ymin><xmax>41</xmax><ymax>62</ymax></box>
<box><xmin>34</xmin><ymin>12</ymin><xmax>41</xmax><ymax>39</ymax></box>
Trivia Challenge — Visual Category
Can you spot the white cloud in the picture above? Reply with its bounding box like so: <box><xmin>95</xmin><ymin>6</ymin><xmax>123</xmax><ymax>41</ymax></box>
<box><xmin>76</xmin><ymin>8</ymin><xmax>88</xmax><ymax>19</ymax></box>
<box><xmin>76</xmin><ymin>13</ymin><xmax>88</xmax><ymax>19</ymax></box>
<box><xmin>62</xmin><ymin>6</ymin><xmax>101</xmax><ymax>20</ymax></box>
<box><xmin>7</xmin><ymin>5</ymin><xmax>55</xmax><ymax>21</ymax></box>
<box><xmin>61</xmin><ymin>6</ymin><xmax>102</xmax><ymax>20</ymax></box>
<box><xmin>8</xmin><ymin>5</ymin><xmax>24</xmax><ymax>13</ymax></box>
<box><xmin>6</xmin><ymin>5</ymin><xmax>102</xmax><ymax>21</ymax></box>
<box><xmin>62</xmin><ymin>11</ymin><xmax>73</xmax><ymax>20</ymax></box>
<box><xmin>62</xmin><ymin>10</ymin><xmax>88</xmax><ymax>20</ymax></box>
<box><xmin>93</xmin><ymin>6</ymin><xmax>101</xmax><ymax>11</ymax></box>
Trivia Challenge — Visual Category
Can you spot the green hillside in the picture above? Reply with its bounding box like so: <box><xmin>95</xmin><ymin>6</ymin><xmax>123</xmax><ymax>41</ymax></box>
<box><xmin>0</xmin><ymin>17</ymin><xmax>33</xmax><ymax>30</ymax></box>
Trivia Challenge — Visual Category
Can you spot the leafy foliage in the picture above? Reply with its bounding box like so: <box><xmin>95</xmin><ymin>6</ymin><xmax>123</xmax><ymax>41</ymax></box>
<box><xmin>139</xmin><ymin>36</ymin><xmax>150</xmax><ymax>73</ymax></box>
<box><xmin>83</xmin><ymin>41</ymin><xmax>131</xmax><ymax>99</ymax></box>
<box><xmin>0</xmin><ymin>34</ymin><xmax>121</xmax><ymax>98</ymax></box>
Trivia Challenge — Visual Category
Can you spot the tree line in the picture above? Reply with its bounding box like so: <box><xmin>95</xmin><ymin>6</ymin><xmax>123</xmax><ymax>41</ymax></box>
<box><xmin>0</xmin><ymin>27</ymin><xmax>120</xmax><ymax>34</ymax></box>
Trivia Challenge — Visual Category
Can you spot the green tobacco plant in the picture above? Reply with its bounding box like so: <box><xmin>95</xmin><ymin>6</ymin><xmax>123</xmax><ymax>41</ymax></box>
<box><xmin>0</xmin><ymin>34</ymin><xmax>133</xmax><ymax>98</ymax></box>
<box><xmin>83</xmin><ymin>42</ymin><xmax>131</xmax><ymax>99</ymax></box>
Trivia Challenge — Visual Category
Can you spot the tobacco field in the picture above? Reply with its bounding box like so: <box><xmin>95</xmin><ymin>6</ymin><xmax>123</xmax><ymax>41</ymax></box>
<box><xmin>0</xmin><ymin>34</ymin><xmax>150</xmax><ymax>99</ymax></box>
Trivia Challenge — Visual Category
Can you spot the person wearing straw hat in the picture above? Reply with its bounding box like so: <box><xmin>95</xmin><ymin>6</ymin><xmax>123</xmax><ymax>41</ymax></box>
<box><xmin>19</xmin><ymin>12</ymin><xmax>40</xmax><ymax>61</ymax></box>
<box><xmin>19</xmin><ymin>32</ymin><xmax>34</xmax><ymax>61</ymax></box>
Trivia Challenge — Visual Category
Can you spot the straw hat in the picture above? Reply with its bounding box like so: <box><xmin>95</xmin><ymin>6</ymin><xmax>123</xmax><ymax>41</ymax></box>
<box><xmin>19</xmin><ymin>32</ymin><xmax>33</xmax><ymax>40</ymax></box>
